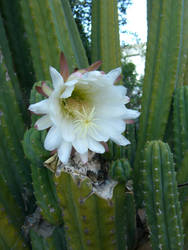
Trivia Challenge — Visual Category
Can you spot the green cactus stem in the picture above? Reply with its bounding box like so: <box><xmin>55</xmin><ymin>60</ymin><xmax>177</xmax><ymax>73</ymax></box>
<box><xmin>91</xmin><ymin>0</ymin><xmax>121</xmax><ymax>72</ymax></box>
<box><xmin>142</xmin><ymin>140</ymin><xmax>184</xmax><ymax>250</ymax></box>
<box><xmin>0</xmin><ymin>0</ymin><xmax>35</xmax><ymax>91</ymax></box>
<box><xmin>46</xmin><ymin>226</ymin><xmax>67</xmax><ymax>250</ymax></box>
<box><xmin>30</xmin><ymin>229</ymin><xmax>48</xmax><ymax>250</ymax></box>
<box><xmin>0</xmin><ymin>51</ymin><xmax>34</xmax><ymax>213</ymax></box>
<box><xmin>177</xmin><ymin>151</ymin><xmax>188</xmax><ymax>205</ymax></box>
<box><xmin>104</xmin><ymin>140</ymin><xmax>127</xmax><ymax>162</ymax></box>
<box><xmin>109</xmin><ymin>159</ymin><xmax>131</xmax><ymax>183</ymax></box>
<box><xmin>23</xmin><ymin>128</ymin><xmax>62</xmax><ymax>225</ymax></box>
<box><xmin>173</xmin><ymin>86</ymin><xmax>188</xmax><ymax>169</ymax></box>
<box><xmin>0</xmin><ymin>203</ymin><xmax>28</xmax><ymax>249</ymax></box>
<box><xmin>19</xmin><ymin>0</ymin><xmax>88</xmax><ymax>80</ymax></box>
<box><xmin>54</xmin><ymin>167</ymin><xmax>137</xmax><ymax>250</ymax></box>
<box><xmin>182</xmin><ymin>203</ymin><xmax>188</xmax><ymax>249</ymax></box>
<box><xmin>0</xmin><ymin>14</ymin><xmax>27</xmax><ymax>119</ymax></box>
<box><xmin>134</xmin><ymin>0</ymin><xmax>188</xmax><ymax>206</ymax></box>
<box><xmin>30</xmin><ymin>226</ymin><xmax>67</xmax><ymax>250</ymax></box>
<box><xmin>0</xmin><ymin>175</ymin><xmax>24</xmax><ymax>229</ymax></box>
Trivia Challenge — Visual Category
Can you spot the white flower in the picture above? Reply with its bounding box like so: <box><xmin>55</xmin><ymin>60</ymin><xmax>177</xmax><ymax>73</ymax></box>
<box><xmin>29</xmin><ymin>65</ymin><xmax>140</xmax><ymax>164</ymax></box>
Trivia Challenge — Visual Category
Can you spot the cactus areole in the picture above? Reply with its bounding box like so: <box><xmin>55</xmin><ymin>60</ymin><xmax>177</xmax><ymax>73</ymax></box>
<box><xmin>29</xmin><ymin>54</ymin><xmax>139</xmax><ymax>164</ymax></box>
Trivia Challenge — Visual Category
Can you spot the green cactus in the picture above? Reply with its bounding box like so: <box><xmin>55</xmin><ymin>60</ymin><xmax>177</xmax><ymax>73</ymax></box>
<box><xmin>177</xmin><ymin>152</ymin><xmax>188</xmax><ymax>205</ymax></box>
<box><xmin>134</xmin><ymin>0</ymin><xmax>188</xmax><ymax>206</ymax></box>
<box><xmin>55</xmin><ymin>171</ymin><xmax>136</xmax><ymax>250</ymax></box>
<box><xmin>182</xmin><ymin>203</ymin><xmax>188</xmax><ymax>249</ymax></box>
<box><xmin>23</xmin><ymin>128</ymin><xmax>63</xmax><ymax>225</ymax></box>
<box><xmin>0</xmin><ymin>13</ymin><xmax>27</xmax><ymax>119</ymax></box>
<box><xmin>19</xmin><ymin>0</ymin><xmax>88</xmax><ymax>80</ymax></box>
<box><xmin>0</xmin><ymin>0</ymin><xmax>35</xmax><ymax>92</ymax></box>
<box><xmin>30</xmin><ymin>226</ymin><xmax>67</xmax><ymax>250</ymax></box>
<box><xmin>0</xmin><ymin>0</ymin><xmax>188</xmax><ymax>249</ymax></box>
<box><xmin>0</xmin><ymin>175</ymin><xmax>24</xmax><ymax>229</ymax></box>
<box><xmin>109</xmin><ymin>158</ymin><xmax>132</xmax><ymax>183</ymax></box>
<box><xmin>142</xmin><ymin>141</ymin><xmax>184</xmax><ymax>250</ymax></box>
<box><xmin>0</xmin><ymin>50</ymin><xmax>34</xmax><ymax>213</ymax></box>
<box><xmin>91</xmin><ymin>0</ymin><xmax>121</xmax><ymax>72</ymax></box>
<box><xmin>173</xmin><ymin>86</ymin><xmax>188</xmax><ymax>168</ymax></box>
<box><xmin>0</xmin><ymin>203</ymin><xmax>28</xmax><ymax>249</ymax></box>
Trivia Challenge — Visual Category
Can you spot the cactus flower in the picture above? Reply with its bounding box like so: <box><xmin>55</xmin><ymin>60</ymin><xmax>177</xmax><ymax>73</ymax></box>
<box><xmin>29</xmin><ymin>61</ymin><xmax>139</xmax><ymax>164</ymax></box>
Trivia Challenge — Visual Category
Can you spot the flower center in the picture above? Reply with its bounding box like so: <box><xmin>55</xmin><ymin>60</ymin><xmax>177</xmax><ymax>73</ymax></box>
<box><xmin>73</xmin><ymin>106</ymin><xmax>98</xmax><ymax>137</ymax></box>
<box><xmin>59</xmin><ymin>84</ymin><xmax>98</xmax><ymax>137</ymax></box>
<box><xmin>59</xmin><ymin>85</ymin><xmax>92</xmax><ymax>120</ymax></box>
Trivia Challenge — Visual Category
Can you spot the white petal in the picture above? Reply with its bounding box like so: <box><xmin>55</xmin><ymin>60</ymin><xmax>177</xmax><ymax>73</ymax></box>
<box><xmin>124</xmin><ymin>96</ymin><xmax>130</xmax><ymax>104</ymax></box>
<box><xmin>88</xmin><ymin>137</ymin><xmax>105</xmax><ymax>153</ymax></box>
<box><xmin>61</xmin><ymin>120</ymin><xmax>75</xmax><ymax>142</ymax></box>
<box><xmin>106</xmin><ymin>67</ymin><xmax>121</xmax><ymax>84</ymax></box>
<box><xmin>35</xmin><ymin>115</ymin><xmax>52</xmax><ymax>130</ymax></box>
<box><xmin>93</xmin><ymin>120</ymin><xmax>125</xmax><ymax>141</ymax></box>
<box><xmin>83</xmin><ymin>71</ymin><xmax>101</xmax><ymax>80</ymax></box>
<box><xmin>100</xmin><ymin>119</ymin><xmax>126</xmax><ymax>134</ymax></box>
<box><xmin>58</xmin><ymin>141</ymin><xmax>72</xmax><ymax>164</ymax></box>
<box><xmin>60</xmin><ymin>85</ymin><xmax>75</xmax><ymax>98</ymax></box>
<box><xmin>44</xmin><ymin>126</ymin><xmax>62</xmax><ymax>151</ymax></box>
<box><xmin>80</xmin><ymin>151</ymin><xmax>88</xmax><ymax>163</ymax></box>
<box><xmin>115</xmin><ymin>85</ymin><xmax>127</xmax><ymax>97</ymax></box>
<box><xmin>65</xmin><ymin>79</ymin><xmax>78</xmax><ymax>86</ymax></box>
<box><xmin>72</xmin><ymin>138</ymin><xmax>88</xmax><ymax>154</ymax></box>
<box><xmin>110</xmin><ymin>134</ymin><xmax>130</xmax><ymax>146</ymax></box>
<box><xmin>67</xmin><ymin>72</ymin><xmax>83</xmax><ymax>81</ymax></box>
<box><xmin>122</xmin><ymin>109</ymin><xmax>140</xmax><ymax>120</ymax></box>
<box><xmin>89</xmin><ymin>127</ymin><xmax>109</xmax><ymax>142</ymax></box>
<box><xmin>29</xmin><ymin>99</ymin><xmax>49</xmax><ymax>114</ymax></box>
<box><xmin>49</xmin><ymin>66</ymin><xmax>64</xmax><ymax>89</ymax></box>
<box><xmin>97</xmin><ymin>104</ymin><xmax>127</xmax><ymax>118</ymax></box>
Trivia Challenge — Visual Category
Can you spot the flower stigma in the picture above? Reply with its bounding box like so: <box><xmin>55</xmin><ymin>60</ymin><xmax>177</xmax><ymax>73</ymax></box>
<box><xmin>59</xmin><ymin>84</ymin><xmax>92</xmax><ymax>120</ymax></box>
<box><xmin>73</xmin><ymin>106</ymin><xmax>99</xmax><ymax>138</ymax></box>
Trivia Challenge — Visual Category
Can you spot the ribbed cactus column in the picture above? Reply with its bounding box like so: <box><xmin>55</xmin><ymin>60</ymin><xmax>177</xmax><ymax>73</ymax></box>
<box><xmin>134</xmin><ymin>0</ymin><xmax>188</xmax><ymax>205</ymax></box>
<box><xmin>0</xmin><ymin>14</ymin><xmax>27</xmax><ymax>119</ymax></box>
<box><xmin>173</xmin><ymin>86</ymin><xmax>188</xmax><ymax>169</ymax></box>
<box><xmin>54</xmin><ymin>171</ymin><xmax>136</xmax><ymax>250</ymax></box>
<box><xmin>173</xmin><ymin>86</ymin><xmax>188</xmax><ymax>204</ymax></box>
<box><xmin>138</xmin><ymin>0</ymin><xmax>188</xmax><ymax>151</ymax></box>
<box><xmin>0</xmin><ymin>175</ymin><xmax>24</xmax><ymax>229</ymax></box>
<box><xmin>0</xmin><ymin>0</ymin><xmax>35</xmax><ymax>91</ymax></box>
<box><xmin>0</xmin><ymin>50</ymin><xmax>34</xmax><ymax>213</ymax></box>
<box><xmin>142</xmin><ymin>141</ymin><xmax>184</xmax><ymax>250</ymax></box>
<box><xmin>23</xmin><ymin>128</ymin><xmax>63</xmax><ymax>226</ymax></box>
<box><xmin>176</xmin><ymin>152</ymin><xmax>188</xmax><ymax>205</ymax></box>
<box><xmin>20</xmin><ymin>0</ymin><xmax>88</xmax><ymax>80</ymax></box>
<box><xmin>0</xmin><ymin>203</ymin><xmax>28</xmax><ymax>249</ymax></box>
<box><xmin>55</xmin><ymin>173</ymin><xmax>116</xmax><ymax>250</ymax></box>
<box><xmin>91</xmin><ymin>0</ymin><xmax>121</xmax><ymax>72</ymax></box>
<box><xmin>30</xmin><ymin>226</ymin><xmax>66</xmax><ymax>250</ymax></box>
